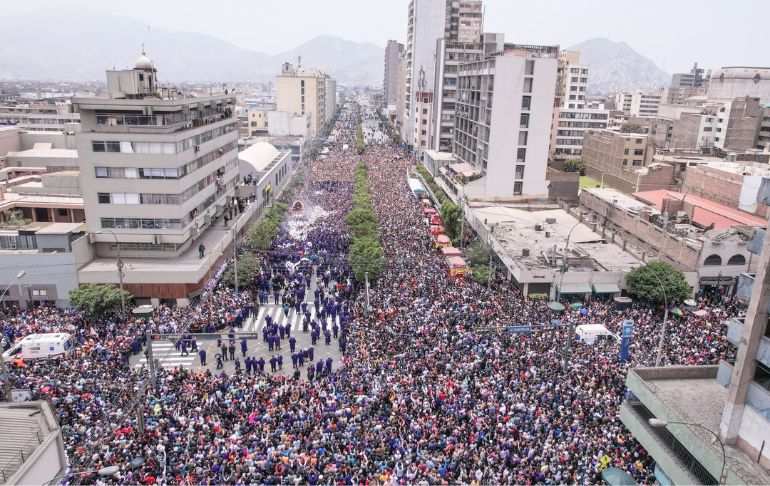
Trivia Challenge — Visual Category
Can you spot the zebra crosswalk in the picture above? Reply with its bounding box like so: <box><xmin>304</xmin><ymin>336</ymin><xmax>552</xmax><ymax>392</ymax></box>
<box><xmin>247</xmin><ymin>305</ymin><xmax>310</xmax><ymax>333</ymax></box>
<box><xmin>133</xmin><ymin>340</ymin><xmax>196</xmax><ymax>369</ymax></box>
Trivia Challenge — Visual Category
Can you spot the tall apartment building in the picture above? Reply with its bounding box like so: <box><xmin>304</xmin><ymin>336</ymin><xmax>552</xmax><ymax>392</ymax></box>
<box><xmin>403</xmin><ymin>0</ymin><xmax>448</xmax><ymax>145</ymax></box>
<box><xmin>615</xmin><ymin>90</ymin><xmax>663</xmax><ymax>117</ymax></box>
<box><xmin>276</xmin><ymin>63</ymin><xmax>336</xmax><ymax>137</ymax></box>
<box><xmin>551</xmin><ymin>107</ymin><xmax>609</xmax><ymax>159</ymax></box>
<box><xmin>431</xmin><ymin>22</ymin><xmax>503</xmax><ymax>152</ymax></box>
<box><xmin>454</xmin><ymin>44</ymin><xmax>558</xmax><ymax>197</ymax></box>
<box><xmin>72</xmin><ymin>54</ymin><xmax>239</xmax><ymax>260</ymax></box>
<box><xmin>667</xmin><ymin>62</ymin><xmax>709</xmax><ymax>103</ymax></box>
<box><xmin>383</xmin><ymin>40</ymin><xmax>404</xmax><ymax>109</ymax></box>
<box><xmin>414</xmin><ymin>90</ymin><xmax>433</xmax><ymax>149</ymax></box>
<box><xmin>556</xmin><ymin>51</ymin><xmax>589</xmax><ymax>109</ymax></box>
<box><xmin>707</xmin><ymin>67</ymin><xmax>770</xmax><ymax>104</ymax></box>
<box><xmin>714</xmin><ymin>96</ymin><xmax>763</xmax><ymax>151</ymax></box>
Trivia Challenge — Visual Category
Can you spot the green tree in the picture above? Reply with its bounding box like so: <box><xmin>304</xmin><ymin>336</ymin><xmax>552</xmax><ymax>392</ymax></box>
<box><xmin>246</xmin><ymin>219</ymin><xmax>278</xmax><ymax>251</ymax></box>
<box><xmin>625</xmin><ymin>260</ymin><xmax>691</xmax><ymax>303</ymax></box>
<box><xmin>2</xmin><ymin>209</ymin><xmax>30</xmax><ymax>228</ymax></box>
<box><xmin>440</xmin><ymin>201</ymin><xmax>462</xmax><ymax>239</ymax></box>
<box><xmin>564</xmin><ymin>159</ymin><xmax>586</xmax><ymax>176</ymax></box>
<box><xmin>466</xmin><ymin>242</ymin><xmax>491</xmax><ymax>267</ymax></box>
<box><xmin>223</xmin><ymin>251</ymin><xmax>259</xmax><ymax>289</ymax></box>
<box><xmin>470</xmin><ymin>264</ymin><xmax>494</xmax><ymax>285</ymax></box>
<box><xmin>69</xmin><ymin>284</ymin><xmax>132</xmax><ymax>318</ymax></box>
<box><xmin>349</xmin><ymin>236</ymin><xmax>385</xmax><ymax>282</ymax></box>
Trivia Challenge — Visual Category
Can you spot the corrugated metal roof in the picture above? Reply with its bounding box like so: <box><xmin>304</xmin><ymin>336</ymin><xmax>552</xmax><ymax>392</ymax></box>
<box><xmin>633</xmin><ymin>189</ymin><xmax>767</xmax><ymax>228</ymax></box>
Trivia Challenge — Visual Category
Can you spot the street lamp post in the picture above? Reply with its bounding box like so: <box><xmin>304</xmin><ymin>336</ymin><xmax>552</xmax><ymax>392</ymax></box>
<box><xmin>645</xmin><ymin>267</ymin><xmax>669</xmax><ymax>367</ymax></box>
<box><xmin>556</xmin><ymin>223</ymin><xmax>583</xmax><ymax>302</ymax></box>
<box><xmin>648</xmin><ymin>418</ymin><xmax>727</xmax><ymax>484</ymax></box>
<box><xmin>97</xmin><ymin>230</ymin><xmax>126</xmax><ymax>322</ymax></box>
<box><xmin>232</xmin><ymin>226</ymin><xmax>239</xmax><ymax>295</ymax></box>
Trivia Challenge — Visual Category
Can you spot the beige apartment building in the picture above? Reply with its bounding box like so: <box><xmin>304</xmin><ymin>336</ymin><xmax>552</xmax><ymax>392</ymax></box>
<box><xmin>276</xmin><ymin>63</ymin><xmax>336</xmax><ymax>137</ymax></box>
<box><xmin>582</xmin><ymin>130</ymin><xmax>677</xmax><ymax>193</ymax></box>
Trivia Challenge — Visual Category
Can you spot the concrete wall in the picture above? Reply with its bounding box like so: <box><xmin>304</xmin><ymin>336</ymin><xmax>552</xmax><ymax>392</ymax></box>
<box><xmin>0</xmin><ymin>127</ymin><xmax>21</xmax><ymax>155</ymax></box>
<box><xmin>580</xmin><ymin>189</ymin><xmax>700</xmax><ymax>270</ymax></box>
<box><xmin>0</xmin><ymin>251</ymin><xmax>78</xmax><ymax>307</ymax></box>
<box><xmin>545</xmin><ymin>168</ymin><xmax>579</xmax><ymax>203</ymax></box>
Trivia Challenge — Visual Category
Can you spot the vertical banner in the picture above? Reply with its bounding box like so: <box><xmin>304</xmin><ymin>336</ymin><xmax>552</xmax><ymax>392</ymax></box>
<box><xmin>619</xmin><ymin>320</ymin><xmax>633</xmax><ymax>362</ymax></box>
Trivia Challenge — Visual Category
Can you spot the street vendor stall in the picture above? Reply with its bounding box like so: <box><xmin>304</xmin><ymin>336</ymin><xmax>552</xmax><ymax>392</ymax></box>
<box><xmin>430</xmin><ymin>225</ymin><xmax>446</xmax><ymax>236</ymax></box>
<box><xmin>440</xmin><ymin>246</ymin><xmax>462</xmax><ymax>257</ymax></box>
<box><xmin>446</xmin><ymin>256</ymin><xmax>468</xmax><ymax>277</ymax></box>
<box><xmin>434</xmin><ymin>234</ymin><xmax>451</xmax><ymax>248</ymax></box>
<box><xmin>423</xmin><ymin>207</ymin><xmax>438</xmax><ymax>215</ymax></box>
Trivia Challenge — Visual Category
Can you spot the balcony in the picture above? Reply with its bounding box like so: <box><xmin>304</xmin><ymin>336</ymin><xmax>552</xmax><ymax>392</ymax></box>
<box><xmin>95</xmin><ymin>108</ymin><xmax>233</xmax><ymax>134</ymax></box>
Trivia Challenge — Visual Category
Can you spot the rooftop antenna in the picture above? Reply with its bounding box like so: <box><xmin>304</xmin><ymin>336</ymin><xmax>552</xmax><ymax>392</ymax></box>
<box><xmin>298</xmin><ymin>55</ymin><xmax>301</xmax><ymax>68</ymax></box>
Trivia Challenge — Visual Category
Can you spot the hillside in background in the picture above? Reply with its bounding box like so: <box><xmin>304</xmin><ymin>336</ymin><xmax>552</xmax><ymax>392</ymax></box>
<box><xmin>568</xmin><ymin>38</ymin><xmax>670</xmax><ymax>94</ymax></box>
<box><xmin>0</xmin><ymin>8</ymin><xmax>384</xmax><ymax>86</ymax></box>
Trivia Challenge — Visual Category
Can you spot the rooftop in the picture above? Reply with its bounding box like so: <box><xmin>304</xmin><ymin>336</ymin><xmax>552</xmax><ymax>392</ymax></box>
<box><xmin>628</xmin><ymin>367</ymin><xmax>770</xmax><ymax>485</ymax></box>
<box><xmin>6</xmin><ymin>143</ymin><xmax>77</xmax><ymax>160</ymax></box>
<box><xmin>583</xmin><ymin>187</ymin><xmax>655</xmax><ymax>214</ymax></box>
<box><xmin>470</xmin><ymin>205</ymin><xmax>641</xmax><ymax>272</ymax></box>
<box><xmin>422</xmin><ymin>150</ymin><xmax>455</xmax><ymax>161</ymax></box>
<box><xmin>701</xmin><ymin>160</ymin><xmax>770</xmax><ymax>177</ymax></box>
<box><xmin>653</xmin><ymin>153</ymin><xmax>723</xmax><ymax>166</ymax></box>
<box><xmin>0</xmin><ymin>401</ymin><xmax>65</xmax><ymax>485</ymax></box>
<box><xmin>633</xmin><ymin>189</ymin><xmax>767</xmax><ymax>228</ymax></box>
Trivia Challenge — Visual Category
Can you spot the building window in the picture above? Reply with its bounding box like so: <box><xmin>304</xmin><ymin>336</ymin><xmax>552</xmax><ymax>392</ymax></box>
<box><xmin>524</xmin><ymin>60</ymin><xmax>534</xmax><ymax>75</ymax></box>
<box><xmin>518</xmin><ymin>131</ymin><xmax>528</xmax><ymax>145</ymax></box>
<box><xmin>632</xmin><ymin>160</ymin><xmax>642</xmax><ymax>166</ymax></box>
<box><xmin>422</xmin><ymin>109</ymin><xmax>428</xmax><ymax>115</ymax></box>
<box><xmin>635</xmin><ymin>138</ymin><xmax>643</xmax><ymax>144</ymax></box>
<box><xmin>58</xmin><ymin>208</ymin><xmax>68</xmax><ymax>217</ymax></box>
<box><xmin>521</xmin><ymin>96</ymin><xmax>531</xmax><ymax>111</ymax></box>
<box><xmin>515</xmin><ymin>165</ymin><xmax>524</xmax><ymax>179</ymax></box>
<box><xmin>520</xmin><ymin>114</ymin><xmax>529</xmax><ymax>128</ymax></box>
<box><xmin>513</xmin><ymin>181</ymin><xmax>523</xmax><ymax>195</ymax></box>
<box><xmin>517</xmin><ymin>148</ymin><xmax>526</xmax><ymax>162</ymax></box>
<box><xmin>98</xmin><ymin>193</ymin><xmax>111</xmax><ymax>204</ymax></box>
<box><xmin>623</xmin><ymin>159</ymin><xmax>628</xmax><ymax>166</ymax></box>
<box><xmin>634</xmin><ymin>149</ymin><xmax>644</xmax><ymax>156</ymax></box>
<box><xmin>727</xmin><ymin>254</ymin><xmax>746</xmax><ymax>265</ymax></box>
<box><xmin>703</xmin><ymin>254</ymin><xmax>722</xmax><ymax>266</ymax></box>
<box><xmin>523</xmin><ymin>78</ymin><xmax>533</xmax><ymax>93</ymax></box>
<box><xmin>624</xmin><ymin>148</ymin><xmax>629</xmax><ymax>155</ymax></box>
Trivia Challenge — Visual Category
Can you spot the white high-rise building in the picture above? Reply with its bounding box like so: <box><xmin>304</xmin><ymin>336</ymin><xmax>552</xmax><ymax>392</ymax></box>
<box><xmin>276</xmin><ymin>63</ymin><xmax>336</xmax><ymax>137</ymax></box>
<box><xmin>615</xmin><ymin>90</ymin><xmax>663</xmax><ymax>117</ymax></box>
<box><xmin>402</xmin><ymin>0</ymin><xmax>448</xmax><ymax>145</ymax></box>
<box><xmin>454</xmin><ymin>44</ymin><xmax>558</xmax><ymax>197</ymax></box>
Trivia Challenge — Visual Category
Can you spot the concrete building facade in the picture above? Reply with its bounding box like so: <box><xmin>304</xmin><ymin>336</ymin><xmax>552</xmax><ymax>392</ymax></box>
<box><xmin>276</xmin><ymin>63</ymin><xmax>335</xmax><ymax>137</ymax></box>
<box><xmin>550</xmin><ymin>107</ymin><xmax>609</xmax><ymax>159</ymax></box>
<box><xmin>383</xmin><ymin>40</ymin><xmax>405</xmax><ymax>109</ymax></box>
<box><xmin>402</xmin><ymin>0</ymin><xmax>447</xmax><ymax>145</ymax></box>
<box><xmin>615</xmin><ymin>90</ymin><xmax>663</xmax><ymax>117</ymax></box>
<box><xmin>707</xmin><ymin>66</ymin><xmax>770</xmax><ymax>104</ymax></box>
<box><xmin>454</xmin><ymin>44</ymin><xmax>558</xmax><ymax>198</ymax></box>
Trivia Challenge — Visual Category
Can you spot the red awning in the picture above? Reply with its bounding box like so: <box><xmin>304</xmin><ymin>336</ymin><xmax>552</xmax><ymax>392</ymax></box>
<box><xmin>436</xmin><ymin>234</ymin><xmax>451</xmax><ymax>244</ymax></box>
<box><xmin>441</xmin><ymin>246</ymin><xmax>462</xmax><ymax>257</ymax></box>
<box><xmin>423</xmin><ymin>207</ymin><xmax>438</xmax><ymax>215</ymax></box>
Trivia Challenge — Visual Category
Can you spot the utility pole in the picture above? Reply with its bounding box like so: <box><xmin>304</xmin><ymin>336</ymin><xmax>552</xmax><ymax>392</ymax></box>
<box><xmin>364</xmin><ymin>272</ymin><xmax>370</xmax><ymax>315</ymax></box>
<box><xmin>1</xmin><ymin>354</ymin><xmax>10</xmax><ymax>401</ymax></box>
<box><xmin>459</xmin><ymin>196</ymin><xmax>466</xmax><ymax>249</ymax></box>
<box><xmin>487</xmin><ymin>233</ymin><xmax>493</xmax><ymax>291</ymax></box>
<box><xmin>145</xmin><ymin>331</ymin><xmax>156</xmax><ymax>387</ymax></box>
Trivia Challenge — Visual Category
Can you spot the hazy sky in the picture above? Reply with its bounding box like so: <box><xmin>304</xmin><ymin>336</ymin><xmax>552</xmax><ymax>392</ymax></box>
<box><xmin>3</xmin><ymin>0</ymin><xmax>768</xmax><ymax>73</ymax></box>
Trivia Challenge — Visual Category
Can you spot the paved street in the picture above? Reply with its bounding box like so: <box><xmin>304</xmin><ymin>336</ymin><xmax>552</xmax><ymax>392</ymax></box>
<box><xmin>130</xmin><ymin>270</ymin><xmax>348</xmax><ymax>377</ymax></box>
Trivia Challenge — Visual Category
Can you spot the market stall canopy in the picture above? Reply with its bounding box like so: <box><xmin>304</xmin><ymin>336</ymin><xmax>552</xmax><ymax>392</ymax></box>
<box><xmin>436</xmin><ymin>234</ymin><xmax>451</xmax><ymax>244</ymax></box>
<box><xmin>592</xmin><ymin>283</ymin><xmax>621</xmax><ymax>294</ymax></box>
<box><xmin>446</xmin><ymin>256</ymin><xmax>468</xmax><ymax>268</ymax></box>
<box><xmin>557</xmin><ymin>283</ymin><xmax>592</xmax><ymax>294</ymax></box>
<box><xmin>548</xmin><ymin>302</ymin><xmax>566</xmax><ymax>312</ymax></box>
<box><xmin>430</xmin><ymin>225</ymin><xmax>446</xmax><ymax>235</ymax></box>
<box><xmin>440</xmin><ymin>246</ymin><xmax>462</xmax><ymax>257</ymax></box>
<box><xmin>132</xmin><ymin>305</ymin><xmax>154</xmax><ymax>316</ymax></box>
<box><xmin>430</xmin><ymin>216</ymin><xmax>443</xmax><ymax>225</ymax></box>
<box><xmin>423</xmin><ymin>207</ymin><xmax>438</xmax><ymax>215</ymax></box>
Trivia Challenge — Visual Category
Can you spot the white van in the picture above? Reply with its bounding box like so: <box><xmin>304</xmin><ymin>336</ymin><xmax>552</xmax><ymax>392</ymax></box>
<box><xmin>575</xmin><ymin>324</ymin><xmax>619</xmax><ymax>345</ymax></box>
<box><xmin>2</xmin><ymin>333</ymin><xmax>76</xmax><ymax>361</ymax></box>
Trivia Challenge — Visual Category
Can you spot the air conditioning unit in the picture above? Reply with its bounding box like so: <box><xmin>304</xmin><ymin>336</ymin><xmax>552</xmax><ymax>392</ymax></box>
<box><xmin>545</xmin><ymin>231</ymin><xmax>551</xmax><ymax>238</ymax></box>
<box><xmin>522</xmin><ymin>248</ymin><xmax>530</xmax><ymax>257</ymax></box>
<box><xmin>88</xmin><ymin>233</ymin><xmax>96</xmax><ymax>244</ymax></box>
<box><xmin>545</xmin><ymin>218</ymin><xmax>556</xmax><ymax>224</ymax></box>
<box><xmin>535</xmin><ymin>224</ymin><xmax>543</xmax><ymax>231</ymax></box>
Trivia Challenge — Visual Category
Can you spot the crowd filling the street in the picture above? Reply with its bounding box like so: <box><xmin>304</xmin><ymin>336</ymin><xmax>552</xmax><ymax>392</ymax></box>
<box><xmin>1</xmin><ymin>98</ymin><xmax>741</xmax><ymax>485</ymax></box>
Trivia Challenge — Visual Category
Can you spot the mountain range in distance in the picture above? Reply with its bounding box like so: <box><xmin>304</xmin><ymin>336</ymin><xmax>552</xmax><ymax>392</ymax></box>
<box><xmin>0</xmin><ymin>7</ymin><xmax>671</xmax><ymax>94</ymax></box>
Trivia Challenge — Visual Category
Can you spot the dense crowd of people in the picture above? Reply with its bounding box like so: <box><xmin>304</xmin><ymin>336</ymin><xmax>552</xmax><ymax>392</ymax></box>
<box><xmin>0</xmin><ymin>99</ymin><xmax>740</xmax><ymax>485</ymax></box>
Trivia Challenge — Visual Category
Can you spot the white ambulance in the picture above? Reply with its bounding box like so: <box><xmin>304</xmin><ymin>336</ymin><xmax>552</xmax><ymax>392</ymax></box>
<box><xmin>2</xmin><ymin>333</ymin><xmax>76</xmax><ymax>361</ymax></box>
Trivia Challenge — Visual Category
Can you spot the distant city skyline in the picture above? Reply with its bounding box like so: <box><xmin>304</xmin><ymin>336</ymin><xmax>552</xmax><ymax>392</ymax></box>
<box><xmin>2</xmin><ymin>0</ymin><xmax>768</xmax><ymax>74</ymax></box>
